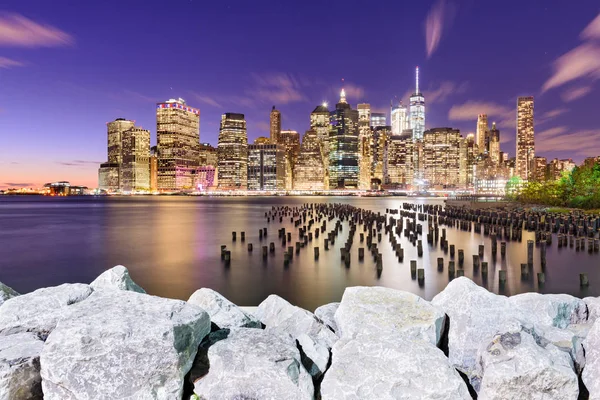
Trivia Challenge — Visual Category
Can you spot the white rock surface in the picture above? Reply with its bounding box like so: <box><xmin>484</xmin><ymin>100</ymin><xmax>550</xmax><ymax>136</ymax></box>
<box><xmin>583</xmin><ymin>319</ymin><xmax>600</xmax><ymax>399</ymax></box>
<box><xmin>0</xmin><ymin>283</ymin><xmax>92</xmax><ymax>338</ymax></box>
<box><xmin>476</xmin><ymin>321</ymin><xmax>579</xmax><ymax>400</ymax></box>
<box><xmin>0</xmin><ymin>282</ymin><xmax>18</xmax><ymax>307</ymax></box>
<box><xmin>90</xmin><ymin>265</ymin><xmax>145</xmax><ymax>293</ymax></box>
<box><xmin>509</xmin><ymin>292</ymin><xmax>588</xmax><ymax>328</ymax></box>
<box><xmin>40</xmin><ymin>290</ymin><xmax>210</xmax><ymax>400</ymax></box>
<box><xmin>0</xmin><ymin>332</ymin><xmax>44</xmax><ymax>400</ymax></box>
<box><xmin>321</xmin><ymin>334</ymin><xmax>471</xmax><ymax>400</ymax></box>
<box><xmin>193</xmin><ymin>328</ymin><xmax>314</xmax><ymax>400</ymax></box>
<box><xmin>315</xmin><ymin>302</ymin><xmax>339</xmax><ymax>333</ymax></box>
<box><xmin>585</xmin><ymin>296</ymin><xmax>600</xmax><ymax>323</ymax></box>
<box><xmin>297</xmin><ymin>333</ymin><xmax>330</xmax><ymax>379</ymax></box>
<box><xmin>335</xmin><ymin>286</ymin><xmax>446</xmax><ymax>346</ymax></box>
<box><xmin>188</xmin><ymin>288</ymin><xmax>261</xmax><ymax>329</ymax></box>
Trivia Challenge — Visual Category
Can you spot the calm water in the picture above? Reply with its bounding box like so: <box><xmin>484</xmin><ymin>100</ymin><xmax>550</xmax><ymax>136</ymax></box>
<box><xmin>0</xmin><ymin>196</ymin><xmax>598</xmax><ymax>310</ymax></box>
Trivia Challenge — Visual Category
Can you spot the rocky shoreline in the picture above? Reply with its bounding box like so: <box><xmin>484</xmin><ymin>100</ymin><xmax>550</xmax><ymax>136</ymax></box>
<box><xmin>1</xmin><ymin>266</ymin><xmax>599</xmax><ymax>399</ymax></box>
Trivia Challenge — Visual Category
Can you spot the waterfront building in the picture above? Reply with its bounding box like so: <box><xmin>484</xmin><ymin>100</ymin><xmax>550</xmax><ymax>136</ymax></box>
<box><xmin>384</xmin><ymin>133</ymin><xmax>414</xmax><ymax>187</ymax></box>
<box><xmin>270</xmin><ymin>106</ymin><xmax>281</xmax><ymax>144</ymax></box>
<box><xmin>358</xmin><ymin>103</ymin><xmax>373</xmax><ymax>189</ymax></box>
<box><xmin>247</xmin><ymin>143</ymin><xmax>286</xmax><ymax>191</ymax></box>
<box><xmin>476</xmin><ymin>114</ymin><xmax>489</xmax><ymax>154</ymax></box>
<box><xmin>373</xmin><ymin>126</ymin><xmax>390</xmax><ymax>183</ymax></box>
<box><xmin>422</xmin><ymin>127</ymin><xmax>462</xmax><ymax>187</ymax></box>
<box><xmin>150</xmin><ymin>146</ymin><xmax>158</xmax><ymax>191</ymax></box>
<box><xmin>293</xmin><ymin>129</ymin><xmax>326</xmax><ymax>190</ymax></box>
<box><xmin>548</xmin><ymin>158</ymin><xmax>575</xmax><ymax>180</ymax></box>
<box><xmin>474</xmin><ymin>155</ymin><xmax>509</xmax><ymax>195</ymax></box>
<box><xmin>459</xmin><ymin>133</ymin><xmax>477</xmax><ymax>188</ymax></box>
<box><xmin>370</xmin><ymin>112</ymin><xmax>386</xmax><ymax>128</ymax></box>
<box><xmin>217</xmin><ymin>113</ymin><xmax>248</xmax><ymax>190</ymax></box>
<box><xmin>121</xmin><ymin>127</ymin><xmax>151</xmax><ymax>192</ymax></box>
<box><xmin>391</xmin><ymin>101</ymin><xmax>409</xmax><ymax>135</ymax></box>
<box><xmin>310</xmin><ymin>104</ymin><xmax>331</xmax><ymax>188</ymax></box>
<box><xmin>254</xmin><ymin>136</ymin><xmax>271</xmax><ymax>145</ymax></box>
<box><xmin>98</xmin><ymin>163</ymin><xmax>119</xmax><ymax>191</ymax></box>
<box><xmin>199</xmin><ymin>143</ymin><xmax>218</xmax><ymax>167</ymax></box>
<box><xmin>516</xmin><ymin>96</ymin><xmax>535</xmax><ymax>180</ymax></box>
<box><xmin>156</xmin><ymin>98</ymin><xmax>201</xmax><ymax>190</ymax></box>
<box><xmin>409</xmin><ymin>67</ymin><xmax>426</xmax><ymax>140</ymax></box>
<box><xmin>279</xmin><ymin>130</ymin><xmax>300</xmax><ymax>189</ymax></box>
<box><xmin>533</xmin><ymin>156</ymin><xmax>548</xmax><ymax>181</ymax></box>
<box><xmin>329</xmin><ymin>89</ymin><xmax>359</xmax><ymax>189</ymax></box>
<box><xmin>489</xmin><ymin>122</ymin><xmax>500</xmax><ymax>165</ymax></box>
<box><xmin>193</xmin><ymin>166</ymin><xmax>216</xmax><ymax>190</ymax></box>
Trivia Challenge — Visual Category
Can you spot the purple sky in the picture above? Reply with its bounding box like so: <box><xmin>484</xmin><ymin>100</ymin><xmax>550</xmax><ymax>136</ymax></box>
<box><xmin>1</xmin><ymin>0</ymin><xmax>599</xmax><ymax>188</ymax></box>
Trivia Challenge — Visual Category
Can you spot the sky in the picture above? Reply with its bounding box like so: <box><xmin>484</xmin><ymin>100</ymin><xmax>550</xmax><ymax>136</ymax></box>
<box><xmin>1</xmin><ymin>0</ymin><xmax>600</xmax><ymax>189</ymax></box>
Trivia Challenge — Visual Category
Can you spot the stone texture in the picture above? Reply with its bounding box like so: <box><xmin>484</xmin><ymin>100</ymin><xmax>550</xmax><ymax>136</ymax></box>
<box><xmin>90</xmin><ymin>265</ymin><xmax>145</xmax><ymax>293</ymax></box>
<box><xmin>188</xmin><ymin>288</ymin><xmax>261</xmax><ymax>329</ymax></box>
<box><xmin>0</xmin><ymin>284</ymin><xmax>93</xmax><ymax>338</ymax></box>
<box><xmin>509</xmin><ymin>292</ymin><xmax>588</xmax><ymax>328</ymax></box>
<box><xmin>585</xmin><ymin>296</ymin><xmax>600</xmax><ymax>324</ymax></box>
<box><xmin>335</xmin><ymin>286</ymin><xmax>446</xmax><ymax>346</ymax></box>
<box><xmin>321</xmin><ymin>334</ymin><xmax>471</xmax><ymax>400</ymax></box>
<box><xmin>583</xmin><ymin>319</ymin><xmax>600</xmax><ymax>399</ymax></box>
<box><xmin>476</xmin><ymin>321</ymin><xmax>579</xmax><ymax>400</ymax></box>
<box><xmin>314</xmin><ymin>302</ymin><xmax>339</xmax><ymax>333</ymax></box>
<box><xmin>193</xmin><ymin>328</ymin><xmax>314</xmax><ymax>400</ymax></box>
<box><xmin>0</xmin><ymin>332</ymin><xmax>44</xmax><ymax>400</ymax></box>
<box><xmin>0</xmin><ymin>283</ymin><xmax>18</xmax><ymax>307</ymax></box>
<box><xmin>40</xmin><ymin>290</ymin><xmax>210</xmax><ymax>400</ymax></box>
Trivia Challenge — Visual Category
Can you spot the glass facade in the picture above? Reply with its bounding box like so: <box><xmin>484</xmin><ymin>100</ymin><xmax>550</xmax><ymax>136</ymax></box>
<box><xmin>370</xmin><ymin>112</ymin><xmax>386</xmax><ymax>128</ymax></box>
<box><xmin>358</xmin><ymin>104</ymin><xmax>373</xmax><ymax>189</ymax></box>
<box><xmin>476</xmin><ymin>114</ymin><xmax>489</xmax><ymax>153</ymax></box>
<box><xmin>384</xmin><ymin>134</ymin><xmax>414</xmax><ymax>187</ymax></box>
<box><xmin>516</xmin><ymin>96</ymin><xmax>534</xmax><ymax>180</ymax></box>
<box><xmin>409</xmin><ymin>67</ymin><xmax>425</xmax><ymax>140</ymax></box>
<box><xmin>422</xmin><ymin>128</ymin><xmax>462</xmax><ymax>187</ymax></box>
<box><xmin>199</xmin><ymin>143</ymin><xmax>218</xmax><ymax>167</ymax></box>
<box><xmin>217</xmin><ymin>113</ymin><xmax>248</xmax><ymax>190</ymax></box>
<box><xmin>247</xmin><ymin>144</ymin><xmax>286</xmax><ymax>190</ymax></box>
<box><xmin>391</xmin><ymin>103</ymin><xmax>408</xmax><ymax>135</ymax></box>
<box><xmin>279</xmin><ymin>130</ymin><xmax>300</xmax><ymax>189</ymax></box>
<box><xmin>121</xmin><ymin>128</ymin><xmax>151</xmax><ymax>192</ymax></box>
<box><xmin>328</xmin><ymin>92</ymin><xmax>359</xmax><ymax>189</ymax></box>
<box><xmin>270</xmin><ymin>106</ymin><xmax>281</xmax><ymax>144</ymax></box>
<box><xmin>294</xmin><ymin>129</ymin><xmax>326</xmax><ymax>190</ymax></box>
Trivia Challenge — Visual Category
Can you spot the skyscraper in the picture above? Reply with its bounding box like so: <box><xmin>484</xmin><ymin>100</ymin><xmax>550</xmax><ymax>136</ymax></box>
<box><xmin>270</xmin><ymin>106</ymin><xmax>281</xmax><ymax>144</ymax></box>
<box><xmin>198</xmin><ymin>143</ymin><xmax>218</xmax><ymax>167</ymax></box>
<box><xmin>120</xmin><ymin>127</ymin><xmax>151</xmax><ymax>192</ymax></box>
<box><xmin>489</xmin><ymin>122</ymin><xmax>500</xmax><ymax>165</ymax></box>
<box><xmin>358</xmin><ymin>103</ymin><xmax>373</xmax><ymax>189</ymax></box>
<box><xmin>385</xmin><ymin>133</ymin><xmax>414</xmax><ymax>187</ymax></box>
<box><xmin>217</xmin><ymin>113</ymin><xmax>248</xmax><ymax>189</ymax></box>
<box><xmin>329</xmin><ymin>89</ymin><xmax>359</xmax><ymax>189</ymax></box>
<box><xmin>476</xmin><ymin>114</ymin><xmax>489</xmax><ymax>153</ymax></box>
<box><xmin>310</xmin><ymin>104</ymin><xmax>331</xmax><ymax>189</ymax></box>
<box><xmin>409</xmin><ymin>67</ymin><xmax>426</xmax><ymax>140</ymax></box>
<box><xmin>279</xmin><ymin>130</ymin><xmax>300</xmax><ymax>189</ymax></box>
<box><xmin>516</xmin><ymin>96</ymin><xmax>534</xmax><ymax>180</ymax></box>
<box><xmin>370</xmin><ymin>112</ymin><xmax>386</xmax><ymax>128</ymax></box>
<box><xmin>391</xmin><ymin>101</ymin><xmax>409</xmax><ymax>135</ymax></box>
<box><xmin>98</xmin><ymin>118</ymin><xmax>135</xmax><ymax>191</ymax></box>
<box><xmin>422</xmin><ymin>128</ymin><xmax>462</xmax><ymax>187</ymax></box>
<box><xmin>156</xmin><ymin>98</ymin><xmax>200</xmax><ymax>190</ymax></box>
<box><xmin>247</xmin><ymin>143</ymin><xmax>286</xmax><ymax>190</ymax></box>
<box><xmin>372</xmin><ymin>126</ymin><xmax>390</xmax><ymax>183</ymax></box>
<box><xmin>293</xmin><ymin>129</ymin><xmax>326</xmax><ymax>190</ymax></box>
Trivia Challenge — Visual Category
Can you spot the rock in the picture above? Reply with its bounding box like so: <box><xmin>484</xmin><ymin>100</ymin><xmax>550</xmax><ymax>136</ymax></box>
<box><xmin>188</xmin><ymin>288</ymin><xmax>261</xmax><ymax>329</ymax></box>
<box><xmin>585</xmin><ymin>296</ymin><xmax>600</xmax><ymax>323</ymax></box>
<box><xmin>193</xmin><ymin>328</ymin><xmax>314</xmax><ymax>400</ymax></box>
<box><xmin>509</xmin><ymin>292</ymin><xmax>588</xmax><ymax>328</ymax></box>
<box><xmin>90</xmin><ymin>265</ymin><xmax>145</xmax><ymax>293</ymax></box>
<box><xmin>320</xmin><ymin>334</ymin><xmax>471</xmax><ymax>400</ymax></box>
<box><xmin>315</xmin><ymin>302</ymin><xmax>339</xmax><ymax>333</ymax></box>
<box><xmin>335</xmin><ymin>286</ymin><xmax>446</xmax><ymax>346</ymax></box>
<box><xmin>583</xmin><ymin>319</ymin><xmax>600</xmax><ymax>399</ymax></box>
<box><xmin>0</xmin><ymin>283</ymin><xmax>93</xmax><ymax>338</ymax></box>
<box><xmin>0</xmin><ymin>282</ymin><xmax>18</xmax><ymax>307</ymax></box>
<box><xmin>297</xmin><ymin>333</ymin><xmax>330</xmax><ymax>379</ymax></box>
<box><xmin>40</xmin><ymin>290</ymin><xmax>210</xmax><ymax>400</ymax></box>
<box><xmin>0</xmin><ymin>332</ymin><xmax>44</xmax><ymax>400</ymax></box>
<box><xmin>476</xmin><ymin>321</ymin><xmax>579</xmax><ymax>399</ymax></box>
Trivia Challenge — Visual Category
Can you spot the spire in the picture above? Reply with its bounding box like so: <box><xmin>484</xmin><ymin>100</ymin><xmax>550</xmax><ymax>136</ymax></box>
<box><xmin>415</xmin><ymin>66</ymin><xmax>420</xmax><ymax>94</ymax></box>
<box><xmin>340</xmin><ymin>88</ymin><xmax>347</xmax><ymax>103</ymax></box>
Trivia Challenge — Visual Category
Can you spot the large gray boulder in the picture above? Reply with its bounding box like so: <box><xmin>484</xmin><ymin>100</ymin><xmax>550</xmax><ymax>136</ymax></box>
<box><xmin>335</xmin><ymin>286</ymin><xmax>446</xmax><ymax>346</ymax></box>
<box><xmin>40</xmin><ymin>290</ymin><xmax>210</xmax><ymax>400</ymax></box>
<box><xmin>585</xmin><ymin>296</ymin><xmax>600</xmax><ymax>324</ymax></box>
<box><xmin>476</xmin><ymin>321</ymin><xmax>579</xmax><ymax>399</ymax></box>
<box><xmin>0</xmin><ymin>332</ymin><xmax>44</xmax><ymax>400</ymax></box>
<box><xmin>0</xmin><ymin>283</ymin><xmax>18</xmax><ymax>307</ymax></box>
<box><xmin>0</xmin><ymin>284</ymin><xmax>92</xmax><ymax>338</ymax></box>
<box><xmin>193</xmin><ymin>328</ymin><xmax>314</xmax><ymax>400</ymax></box>
<box><xmin>508</xmin><ymin>292</ymin><xmax>588</xmax><ymax>328</ymax></box>
<box><xmin>583</xmin><ymin>319</ymin><xmax>600</xmax><ymax>399</ymax></box>
<box><xmin>188</xmin><ymin>288</ymin><xmax>261</xmax><ymax>329</ymax></box>
<box><xmin>321</xmin><ymin>334</ymin><xmax>471</xmax><ymax>400</ymax></box>
<box><xmin>314</xmin><ymin>302</ymin><xmax>339</xmax><ymax>333</ymax></box>
<box><xmin>90</xmin><ymin>265</ymin><xmax>145</xmax><ymax>293</ymax></box>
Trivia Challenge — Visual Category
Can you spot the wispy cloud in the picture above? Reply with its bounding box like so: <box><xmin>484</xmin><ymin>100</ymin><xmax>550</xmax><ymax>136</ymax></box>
<box><xmin>424</xmin><ymin>0</ymin><xmax>456</xmax><ymax>58</ymax></box>
<box><xmin>0</xmin><ymin>56</ymin><xmax>24</xmax><ymax>68</ymax></box>
<box><xmin>2</xmin><ymin>182</ymin><xmax>33</xmax><ymax>188</ymax></box>
<box><xmin>0</xmin><ymin>13</ymin><xmax>74</xmax><ymax>47</ymax></box>
<box><xmin>537</xmin><ymin>128</ymin><xmax>600</xmax><ymax>156</ymax></box>
<box><xmin>189</xmin><ymin>92</ymin><xmax>222</xmax><ymax>108</ymax></box>
<box><xmin>425</xmin><ymin>81</ymin><xmax>468</xmax><ymax>103</ymax></box>
<box><xmin>537</xmin><ymin>108</ymin><xmax>569</xmax><ymax>125</ymax></box>
<box><xmin>339</xmin><ymin>83</ymin><xmax>365</xmax><ymax>100</ymax></box>
<box><xmin>561</xmin><ymin>86</ymin><xmax>592</xmax><ymax>102</ymax></box>
<box><xmin>448</xmin><ymin>100</ymin><xmax>515</xmax><ymax>130</ymax></box>
<box><xmin>250</xmin><ymin>72</ymin><xmax>307</xmax><ymax>105</ymax></box>
<box><xmin>57</xmin><ymin>160</ymin><xmax>102</xmax><ymax>167</ymax></box>
<box><xmin>581</xmin><ymin>13</ymin><xmax>600</xmax><ymax>40</ymax></box>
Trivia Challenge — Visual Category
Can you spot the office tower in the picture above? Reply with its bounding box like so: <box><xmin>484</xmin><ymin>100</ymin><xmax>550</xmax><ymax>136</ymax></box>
<box><xmin>293</xmin><ymin>129</ymin><xmax>326</xmax><ymax>190</ymax></box>
<box><xmin>279</xmin><ymin>130</ymin><xmax>300</xmax><ymax>189</ymax></box>
<box><xmin>254</xmin><ymin>136</ymin><xmax>271</xmax><ymax>145</ymax></box>
<box><xmin>329</xmin><ymin>89</ymin><xmax>359</xmax><ymax>189</ymax></box>
<box><xmin>516</xmin><ymin>96</ymin><xmax>535</xmax><ymax>180</ymax></box>
<box><xmin>391</xmin><ymin>101</ymin><xmax>409</xmax><ymax>135</ymax></box>
<box><xmin>358</xmin><ymin>103</ymin><xmax>373</xmax><ymax>189</ymax></box>
<box><xmin>149</xmin><ymin>146</ymin><xmax>158</xmax><ymax>191</ymax></box>
<box><xmin>372</xmin><ymin>126</ymin><xmax>390</xmax><ymax>183</ymax></box>
<box><xmin>247</xmin><ymin>143</ymin><xmax>286</xmax><ymax>190</ymax></box>
<box><xmin>98</xmin><ymin>164</ymin><xmax>119</xmax><ymax>191</ymax></box>
<box><xmin>385</xmin><ymin>133</ymin><xmax>415</xmax><ymax>187</ymax></box>
<box><xmin>371</xmin><ymin>112</ymin><xmax>386</xmax><ymax>128</ymax></box>
<box><xmin>156</xmin><ymin>98</ymin><xmax>200</xmax><ymax>190</ymax></box>
<box><xmin>120</xmin><ymin>127</ymin><xmax>151</xmax><ymax>192</ymax></box>
<box><xmin>459</xmin><ymin>134</ymin><xmax>476</xmax><ymax>187</ymax></box>
<box><xmin>489</xmin><ymin>122</ymin><xmax>500</xmax><ymax>165</ymax></box>
<box><xmin>193</xmin><ymin>166</ymin><xmax>216</xmax><ymax>190</ymax></box>
<box><xmin>98</xmin><ymin>118</ymin><xmax>140</xmax><ymax>192</ymax></box>
<box><xmin>409</xmin><ymin>67</ymin><xmax>426</xmax><ymax>140</ymax></box>
<box><xmin>198</xmin><ymin>143</ymin><xmax>218</xmax><ymax>167</ymax></box>
<box><xmin>270</xmin><ymin>106</ymin><xmax>281</xmax><ymax>144</ymax></box>
<box><xmin>533</xmin><ymin>156</ymin><xmax>548</xmax><ymax>181</ymax></box>
<box><xmin>422</xmin><ymin>128</ymin><xmax>462</xmax><ymax>187</ymax></box>
<box><xmin>476</xmin><ymin>114</ymin><xmax>489</xmax><ymax>153</ymax></box>
<box><xmin>548</xmin><ymin>158</ymin><xmax>575</xmax><ymax>180</ymax></box>
<box><xmin>217</xmin><ymin>113</ymin><xmax>248</xmax><ymax>189</ymax></box>
<box><xmin>310</xmin><ymin>104</ymin><xmax>331</xmax><ymax>188</ymax></box>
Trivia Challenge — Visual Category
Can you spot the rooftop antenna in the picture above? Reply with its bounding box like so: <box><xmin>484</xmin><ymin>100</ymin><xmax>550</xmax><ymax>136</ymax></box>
<box><xmin>415</xmin><ymin>66</ymin><xmax>420</xmax><ymax>94</ymax></box>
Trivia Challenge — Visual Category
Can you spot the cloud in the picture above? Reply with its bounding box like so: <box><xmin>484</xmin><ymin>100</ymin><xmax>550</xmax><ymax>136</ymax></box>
<box><xmin>0</xmin><ymin>13</ymin><xmax>74</xmax><ymax>47</ymax></box>
<box><xmin>341</xmin><ymin>83</ymin><xmax>365</xmax><ymax>100</ymax></box>
<box><xmin>537</xmin><ymin>108</ymin><xmax>569</xmax><ymax>125</ymax></box>
<box><xmin>537</xmin><ymin>126</ymin><xmax>569</xmax><ymax>139</ymax></box>
<box><xmin>537</xmin><ymin>128</ymin><xmax>600</xmax><ymax>156</ymax></box>
<box><xmin>250</xmin><ymin>72</ymin><xmax>307</xmax><ymax>105</ymax></box>
<box><xmin>561</xmin><ymin>86</ymin><xmax>592</xmax><ymax>102</ymax></box>
<box><xmin>448</xmin><ymin>100</ymin><xmax>515</xmax><ymax>131</ymax></box>
<box><xmin>0</xmin><ymin>56</ymin><xmax>24</xmax><ymax>68</ymax></box>
<box><xmin>3</xmin><ymin>182</ymin><xmax>33</xmax><ymax>187</ymax></box>
<box><xmin>189</xmin><ymin>92</ymin><xmax>222</xmax><ymax>108</ymax></box>
<box><xmin>424</xmin><ymin>0</ymin><xmax>456</xmax><ymax>58</ymax></box>
<box><xmin>424</xmin><ymin>81</ymin><xmax>468</xmax><ymax>103</ymax></box>
<box><xmin>581</xmin><ymin>13</ymin><xmax>600</xmax><ymax>40</ymax></box>
<box><xmin>57</xmin><ymin>160</ymin><xmax>102</xmax><ymax>167</ymax></box>
<box><xmin>542</xmin><ymin>43</ymin><xmax>600</xmax><ymax>92</ymax></box>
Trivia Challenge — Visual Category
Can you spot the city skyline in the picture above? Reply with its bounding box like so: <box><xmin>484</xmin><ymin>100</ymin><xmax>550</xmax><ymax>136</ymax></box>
<box><xmin>1</xmin><ymin>1</ymin><xmax>600</xmax><ymax>188</ymax></box>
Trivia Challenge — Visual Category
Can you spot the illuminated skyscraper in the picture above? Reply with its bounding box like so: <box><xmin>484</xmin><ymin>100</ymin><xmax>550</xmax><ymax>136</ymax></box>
<box><xmin>98</xmin><ymin>118</ymin><xmax>135</xmax><ymax>191</ymax></box>
<box><xmin>156</xmin><ymin>98</ymin><xmax>200</xmax><ymax>190</ymax></box>
<box><xmin>385</xmin><ymin>133</ymin><xmax>414</xmax><ymax>187</ymax></box>
<box><xmin>516</xmin><ymin>96</ymin><xmax>534</xmax><ymax>180</ymax></box>
<box><xmin>489</xmin><ymin>122</ymin><xmax>500</xmax><ymax>165</ymax></box>
<box><xmin>476</xmin><ymin>114</ymin><xmax>489</xmax><ymax>153</ymax></box>
<box><xmin>198</xmin><ymin>143</ymin><xmax>218</xmax><ymax>167</ymax></box>
<box><xmin>391</xmin><ymin>101</ymin><xmax>409</xmax><ymax>135</ymax></box>
<box><xmin>217</xmin><ymin>113</ymin><xmax>248</xmax><ymax>189</ymax></box>
<box><xmin>254</xmin><ymin>137</ymin><xmax>271</xmax><ymax>145</ymax></box>
<box><xmin>358</xmin><ymin>103</ymin><xmax>373</xmax><ymax>189</ymax></box>
<box><xmin>329</xmin><ymin>89</ymin><xmax>359</xmax><ymax>189</ymax></box>
<box><xmin>310</xmin><ymin>104</ymin><xmax>331</xmax><ymax>188</ymax></box>
<box><xmin>247</xmin><ymin>144</ymin><xmax>286</xmax><ymax>190</ymax></box>
<box><xmin>294</xmin><ymin>129</ymin><xmax>326</xmax><ymax>190</ymax></box>
<box><xmin>370</xmin><ymin>112</ymin><xmax>386</xmax><ymax>128</ymax></box>
<box><xmin>533</xmin><ymin>156</ymin><xmax>547</xmax><ymax>181</ymax></box>
<box><xmin>459</xmin><ymin>134</ymin><xmax>476</xmax><ymax>187</ymax></box>
<box><xmin>422</xmin><ymin>128</ymin><xmax>462</xmax><ymax>187</ymax></box>
<box><xmin>121</xmin><ymin>127</ymin><xmax>151</xmax><ymax>192</ymax></box>
<box><xmin>409</xmin><ymin>67</ymin><xmax>426</xmax><ymax>140</ymax></box>
<box><xmin>279</xmin><ymin>130</ymin><xmax>300</xmax><ymax>189</ymax></box>
<box><xmin>270</xmin><ymin>106</ymin><xmax>281</xmax><ymax>144</ymax></box>
<box><xmin>372</xmin><ymin>126</ymin><xmax>390</xmax><ymax>183</ymax></box>
<box><xmin>150</xmin><ymin>146</ymin><xmax>158</xmax><ymax>192</ymax></box>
